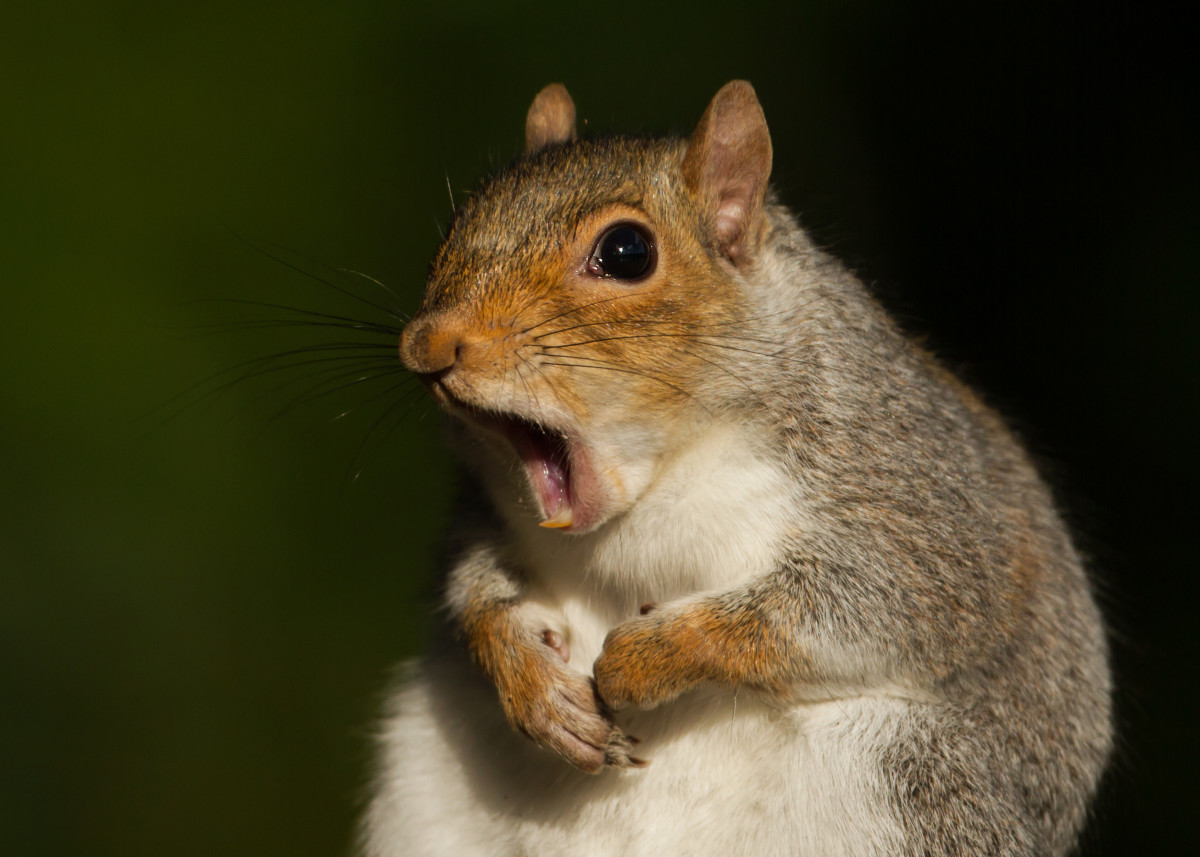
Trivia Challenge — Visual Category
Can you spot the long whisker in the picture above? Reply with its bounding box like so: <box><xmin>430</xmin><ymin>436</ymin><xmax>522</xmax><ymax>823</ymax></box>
<box><xmin>206</xmin><ymin>355</ymin><xmax>401</xmax><ymax>411</ymax></box>
<box><xmin>335</xmin><ymin>266</ymin><xmax>408</xmax><ymax>311</ymax></box>
<box><xmin>538</xmin><ymin>356</ymin><xmax>709</xmax><ymax>413</ymax></box>
<box><xmin>158</xmin><ymin>345</ymin><xmax>400</xmax><ymax>415</ymax></box>
<box><xmin>678</xmin><ymin>347</ymin><xmax>769</xmax><ymax>409</ymax></box>
<box><xmin>511</xmin><ymin>350</ymin><xmax>541</xmax><ymax>416</ymax></box>
<box><xmin>343</xmin><ymin>381</ymin><xmax>431</xmax><ymax>488</ymax></box>
<box><xmin>520</xmin><ymin>293</ymin><xmax>643</xmax><ymax>336</ymax></box>
<box><xmin>227</xmin><ymin>229</ymin><xmax>409</xmax><ymax>323</ymax></box>
<box><xmin>195</xmin><ymin>319</ymin><xmax>401</xmax><ymax>339</ymax></box>
<box><xmin>539</xmin><ymin>331</ymin><xmax>786</xmax><ymax>353</ymax></box>
<box><xmin>516</xmin><ymin>349</ymin><xmax>569</xmax><ymax>407</ymax></box>
<box><xmin>185</xmin><ymin>298</ymin><xmax>403</xmax><ymax>337</ymax></box>
<box><xmin>231</xmin><ymin>350</ymin><xmax>399</xmax><ymax>380</ymax></box>
<box><xmin>332</xmin><ymin>376</ymin><xmax>425</xmax><ymax>428</ymax></box>
<box><xmin>304</xmin><ymin>373</ymin><xmax>417</xmax><ymax>427</ymax></box>
<box><xmin>268</xmin><ymin>363</ymin><xmax>411</xmax><ymax>422</ymax></box>
<box><xmin>531</xmin><ymin>306</ymin><xmax>808</xmax><ymax>343</ymax></box>
<box><xmin>505</xmin><ymin>284</ymin><xmax>552</xmax><ymax>334</ymax></box>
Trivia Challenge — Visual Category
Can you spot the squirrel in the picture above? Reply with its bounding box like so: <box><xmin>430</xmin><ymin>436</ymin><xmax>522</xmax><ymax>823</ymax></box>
<box><xmin>362</xmin><ymin>81</ymin><xmax>1113</xmax><ymax>856</ymax></box>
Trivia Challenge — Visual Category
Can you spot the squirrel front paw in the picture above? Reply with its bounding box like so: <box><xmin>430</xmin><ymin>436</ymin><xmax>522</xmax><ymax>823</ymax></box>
<box><xmin>593</xmin><ymin>610</ymin><xmax>706</xmax><ymax>710</ymax></box>
<box><xmin>495</xmin><ymin>630</ymin><xmax>645</xmax><ymax>773</ymax></box>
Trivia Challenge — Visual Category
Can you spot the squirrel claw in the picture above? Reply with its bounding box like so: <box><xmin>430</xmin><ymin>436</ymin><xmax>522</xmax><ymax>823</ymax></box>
<box><xmin>607</xmin><ymin>750</ymin><xmax>649</xmax><ymax>769</ymax></box>
<box><xmin>600</xmin><ymin>726</ymin><xmax>648</xmax><ymax>770</ymax></box>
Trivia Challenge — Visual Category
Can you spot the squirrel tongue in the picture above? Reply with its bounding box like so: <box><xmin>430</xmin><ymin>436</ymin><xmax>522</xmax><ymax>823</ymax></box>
<box><xmin>481</xmin><ymin>413</ymin><xmax>575</xmax><ymax>529</ymax></box>
<box><xmin>534</xmin><ymin>456</ymin><xmax>573</xmax><ymax>528</ymax></box>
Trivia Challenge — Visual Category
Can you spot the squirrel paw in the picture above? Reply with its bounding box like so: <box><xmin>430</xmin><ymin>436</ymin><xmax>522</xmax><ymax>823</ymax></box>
<box><xmin>500</xmin><ymin>641</ymin><xmax>645</xmax><ymax>773</ymax></box>
<box><xmin>594</xmin><ymin>611</ymin><xmax>700</xmax><ymax>711</ymax></box>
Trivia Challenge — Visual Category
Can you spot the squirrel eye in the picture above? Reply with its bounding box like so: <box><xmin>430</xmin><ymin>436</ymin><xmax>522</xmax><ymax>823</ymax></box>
<box><xmin>587</xmin><ymin>224</ymin><xmax>655</xmax><ymax>281</ymax></box>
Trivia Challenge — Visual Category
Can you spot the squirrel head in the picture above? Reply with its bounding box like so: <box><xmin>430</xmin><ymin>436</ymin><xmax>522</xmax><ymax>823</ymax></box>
<box><xmin>400</xmin><ymin>81</ymin><xmax>774</xmax><ymax>533</ymax></box>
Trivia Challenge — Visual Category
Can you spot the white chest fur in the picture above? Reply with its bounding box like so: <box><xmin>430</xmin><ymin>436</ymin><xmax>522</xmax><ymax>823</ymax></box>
<box><xmin>513</xmin><ymin>421</ymin><xmax>799</xmax><ymax>667</ymax></box>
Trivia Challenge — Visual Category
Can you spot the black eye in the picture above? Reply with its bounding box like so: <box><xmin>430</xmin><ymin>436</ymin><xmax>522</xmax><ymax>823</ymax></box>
<box><xmin>587</xmin><ymin>224</ymin><xmax>655</xmax><ymax>281</ymax></box>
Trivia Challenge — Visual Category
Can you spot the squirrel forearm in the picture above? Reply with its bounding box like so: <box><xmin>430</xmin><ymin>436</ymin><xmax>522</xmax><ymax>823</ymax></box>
<box><xmin>593</xmin><ymin>548</ymin><xmax>1002</xmax><ymax>709</ymax></box>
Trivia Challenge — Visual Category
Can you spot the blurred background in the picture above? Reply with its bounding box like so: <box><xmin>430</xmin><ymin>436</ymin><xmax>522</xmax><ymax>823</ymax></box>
<box><xmin>1</xmin><ymin>2</ymin><xmax>1193</xmax><ymax>854</ymax></box>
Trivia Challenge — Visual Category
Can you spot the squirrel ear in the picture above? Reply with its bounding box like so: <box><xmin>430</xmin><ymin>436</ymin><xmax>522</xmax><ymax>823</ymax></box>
<box><xmin>682</xmin><ymin>81</ymin><xmax>773</xmax><ymax>265</ymax></box>
<box><xmin>525</xmin><ymin>83</ymin><xmax>576</xmax><ymax>154</ymax></box>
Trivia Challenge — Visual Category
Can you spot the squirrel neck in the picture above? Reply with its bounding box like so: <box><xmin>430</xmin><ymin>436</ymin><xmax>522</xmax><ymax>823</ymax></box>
<box><xmin>505</xmin><ymin>416</ymin><xmax>799</xmax><ymax>663</ymax></box>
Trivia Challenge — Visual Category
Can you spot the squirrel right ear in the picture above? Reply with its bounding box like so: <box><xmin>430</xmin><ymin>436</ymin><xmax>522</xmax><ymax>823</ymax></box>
<box><xmin>525</xmin><ymin>84</ymin><xmax>576</xmax><ymax>154</ymax></box>
<box><xmin>682</xmin><ymin>81</ymin><xmax>773</xmax><ymax>266</ymax></box>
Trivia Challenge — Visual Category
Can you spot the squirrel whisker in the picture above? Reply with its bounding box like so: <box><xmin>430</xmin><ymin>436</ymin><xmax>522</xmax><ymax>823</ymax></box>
<box><xmin>267</xmin><ymin>363</ymin><xmax>411</xmax><ymax>424</ymax></box>
<box><xmin>226</xmin><ymin>229</ymin><xmax>409</xmax><ymax>323</ymax></box>
<box><xmin>520</xmin><ymin>293</ymin><xmax>646</xmax><ymax>336</ymax></box>
<box><xmin>538</xmin><ymin>357</ymin><xmax>709</xmax><ymax>412</ymax></box>
<box><xmin>185</xmin><ymin>297</ymin><xmax>405</xmax><ymax>336</ymax></box>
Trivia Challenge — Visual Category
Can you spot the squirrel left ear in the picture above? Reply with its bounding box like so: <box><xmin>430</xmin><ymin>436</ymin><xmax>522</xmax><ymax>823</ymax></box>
<box><xmin>682</xmin><ymin>81</ymin><xmax>773</xmax><ymax>265</ymax></box>
<box><xmin>525</xmin><ymin>84</ymin><xmax>576</xmax><ymax>154</ymax></box>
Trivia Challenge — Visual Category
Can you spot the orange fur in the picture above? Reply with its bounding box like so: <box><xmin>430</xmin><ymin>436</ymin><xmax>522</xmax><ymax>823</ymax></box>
<box><xmin>594</xmin><ymin>600</ymin><xmax>796</xmax><ymax>710</ymax></box>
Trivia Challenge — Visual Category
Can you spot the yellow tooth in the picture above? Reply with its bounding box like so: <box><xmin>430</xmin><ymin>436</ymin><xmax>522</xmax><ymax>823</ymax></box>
<box><xmin>538</xmin><ymin>508</ymin><xmax>573</xmax><ymax>529</ymax></box>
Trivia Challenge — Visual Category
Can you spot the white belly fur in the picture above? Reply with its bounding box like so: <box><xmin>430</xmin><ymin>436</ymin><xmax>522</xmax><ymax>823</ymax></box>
<box><xmin>365</xmin><ymin>652</ymin><xmax>907</xmax><ymax>857</ymax></box>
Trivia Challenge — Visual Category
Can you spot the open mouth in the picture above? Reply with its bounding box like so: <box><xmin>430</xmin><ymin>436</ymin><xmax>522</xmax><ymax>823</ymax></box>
<box><xmin>463</xmin><ymin>409</ymin><xmax>578</xmax><ymax>529</ymax></box>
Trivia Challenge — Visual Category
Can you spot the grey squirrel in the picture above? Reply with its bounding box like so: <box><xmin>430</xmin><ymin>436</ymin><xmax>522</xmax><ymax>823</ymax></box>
<box><xmin>362</xmin><ymin>81</ymin><xmax>1112</xmax><ymax>856</ymax></box>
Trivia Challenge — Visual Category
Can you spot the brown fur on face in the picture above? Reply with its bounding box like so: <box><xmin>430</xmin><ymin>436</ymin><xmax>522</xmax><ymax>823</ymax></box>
<box><xmin>401</xmin><ymin>137</ymin><xmax>754</xmax><ymax>422</ymax></box>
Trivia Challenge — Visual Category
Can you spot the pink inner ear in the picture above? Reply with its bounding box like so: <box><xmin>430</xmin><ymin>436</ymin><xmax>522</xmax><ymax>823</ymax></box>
<box><xmin>701</xmin><ymin>147</ymin><xmax>770</xmax><ymax>261</ymax></box>
<box><xmin>683</xmin><ymin>81</ymin><xmax>773</xmax><ymax>263</ymax></box>
<box><xmin>714</xmin><ymin>203</ymin><xmax>747</xmax><ymax>247</ymax></box>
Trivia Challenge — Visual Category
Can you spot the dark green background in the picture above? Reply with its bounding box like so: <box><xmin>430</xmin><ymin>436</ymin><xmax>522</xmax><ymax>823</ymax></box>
<box><xmin>3</xmin><ymin>2</ymin><xmax>1194</xmax><ymax>855</ymax></box>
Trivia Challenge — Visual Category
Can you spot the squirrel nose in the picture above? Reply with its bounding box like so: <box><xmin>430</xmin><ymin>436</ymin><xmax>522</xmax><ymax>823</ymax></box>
<box><xmin>399</xmin><ymin>314</ymin><xmax>463</xmax><ymax>380</ymax></box>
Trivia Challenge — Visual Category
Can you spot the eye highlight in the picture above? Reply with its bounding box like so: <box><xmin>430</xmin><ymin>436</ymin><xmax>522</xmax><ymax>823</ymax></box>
<box><xmin>586</xmin><ymin>223</ymin><xmax>655</xmax><ymax>281</ymax></box>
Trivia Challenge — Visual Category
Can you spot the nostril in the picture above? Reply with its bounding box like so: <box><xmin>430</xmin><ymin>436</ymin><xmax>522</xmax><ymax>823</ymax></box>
<box><xmin>416</xmin><ymin>365</ymin><xmax>452</xmax><ymax>385</ymax></box>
